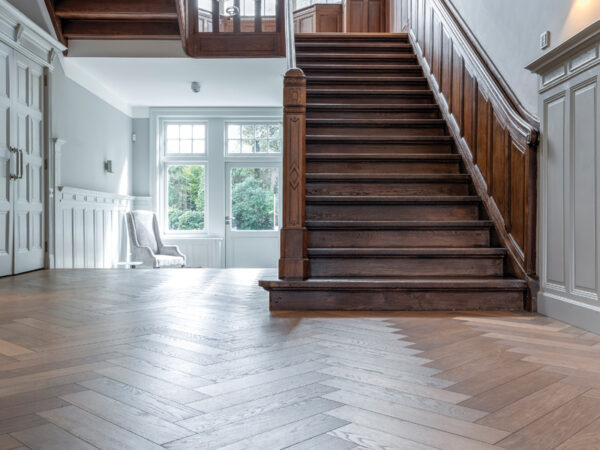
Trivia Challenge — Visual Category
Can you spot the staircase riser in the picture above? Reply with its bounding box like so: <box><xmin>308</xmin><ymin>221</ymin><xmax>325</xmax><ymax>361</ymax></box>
<box><xmin>307</xmin><ymin>229</ymin><xmax>491</xmax><ymax>248</ymax></box>
<box><xmin>306</xmin><ymin>143</ymin><xmax>453</xmax><ymax>153</ymax></box>
<box><xmin>269</xmin><ymin>290</ymin><xmax>525</xmax><ymax>311</ymax></box>
<box><xmin>302</xmin><ymin>68</ymin><xmax>424</xmax><ymax>77</ymax></box>
<box><xmin>306</xmin><ymin>162</ymin><xmax>459</xmax><ymax>173</ymax></box>
<box><xmin>306</xmin><ymin>127</ymin><xmax>447</xmax><ymax>136</ymax></box>
<box><xmin>308</xmin><ymin>83</ymin><xmax>429</xmax><ymax>90</ymax></box>
<box><xmin>298</xmin><ymin>58</ymin><xmax>418</xmax><ymax>65</ymax></box>
<box><xmin>307</xmin><ymin>95</ymin><xmax>434</xmax><ymax>104</ymax></box>
<box><xmin>307</xmin><ymin>111</ymin><xmax>441</xmax><ymax>119</ymax></box>
<box><xmin>310</xmin><ymin>258</ymin><xmax>504</xmax><ymax>277</ymax></box>
<box><xmin>306</xmin><ymin>182</ymin><xmax>470</xmax><ymax>196</ymax></box>
<box><xmin>296</xmin><ymin>46</ymin><xmax>413</xmax><ymax>53</ymax></box>
<box><xmin>306</xmin><ymin>204</ymin><xmax>481</xmax><ymax>221</ymax></box>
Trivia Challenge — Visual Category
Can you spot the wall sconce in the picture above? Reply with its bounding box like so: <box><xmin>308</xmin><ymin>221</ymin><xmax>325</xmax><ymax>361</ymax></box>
<box><xmin>104</xmin><ymin>160</ymin><xmax>113</xmax><ymax>174</ymax></box>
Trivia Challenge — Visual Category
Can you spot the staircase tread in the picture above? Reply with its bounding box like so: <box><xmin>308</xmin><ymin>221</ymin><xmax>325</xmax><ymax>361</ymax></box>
<box><xmin>307</xmin><ymin>103</ymin><xmax>439</xmax><ymax>110</ymax></box>
<box><xmin>309</xmin><ymin>247</ymin><xmax>506</xmax><ymax>255</ymax></box>
<box><xmin>306</xmin><ymin>173</ymin><xmax>469</xmax><ymax>182</ymax></box>
<box><xmin>306</xmin><ymin>135</ymin><xmax>453</xmax><ymax>141</ymax></box>
<box><xmin>307</xmin><ymin>88</ymin><xmax>432</xmax><ymax>94</ymax></box>
<box><xmin>306</xmin><ymin>195</ymin><xmax>481</xmax><ymax>203</ymax></box>
<box><xmin>306</xmin><ymin>220</ymin><xmax>493</xmax><ymax>229</ymax></box>
<box><xmin>306</xmin><ymin>153</ymin><xmax>460</xmax><ymax>160</ymax></box>
<box><xmin>306</xmin><ymin>118</ymin><xmax>445</xmax><ymax>126</ymax></box>
<box><xmin>300</xmin><ymin>64</ymin><xmax>421</xmax><ymax>70</ymax></box>
<box><xmin>299</xmin><ymin>52</ymin><xmax>417</xmax><ymax>58</ymax></box>
<box><xmin>259</xmin><ymin>277</ymin><xmax>528</xmax><ymax>290</ymax></box>
<box><xmin>296</xmin><ymin>42</ymin><xmax>412</xmax><ymax>48</ymax></box>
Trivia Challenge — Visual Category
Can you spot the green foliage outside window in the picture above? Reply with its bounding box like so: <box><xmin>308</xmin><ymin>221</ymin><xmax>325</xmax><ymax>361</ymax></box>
<box><xmin>231</xmin><ymin>168</ymin><xmax>279</xmax><ymax>231</ymax></box>
<box><xmin>168</xmin><ymin>165</ymin><xmax>205</xmax><ymax>231</ymax></box>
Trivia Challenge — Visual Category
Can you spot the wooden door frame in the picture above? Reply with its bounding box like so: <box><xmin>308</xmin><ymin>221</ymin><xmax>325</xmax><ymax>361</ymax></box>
<box><xmin>343</xmin><ymin>0</ymin><xmax>390</xmax><ymax>33</ymax></box>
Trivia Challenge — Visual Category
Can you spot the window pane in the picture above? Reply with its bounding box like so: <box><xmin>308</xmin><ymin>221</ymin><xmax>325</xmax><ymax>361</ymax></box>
<box><xmin>180</xmin><ymin>140</ymin><xmax>192</xmax><ymax>153</ymax></box>
<box><xmin>242</xmin><ymin>125</ymin><xmax>254</xmax><ymax>139</ymax></box>
<box><xmin>255</xmin><ymin>125</ymin><xmax>268</xmax><ymax>139</ymax></box>
<box><xmin>193</xmin><ymin>124</ymin><xmax>205</xmax><ymax>139</ymax></box>
<box><xmin>231</xmin><ymin>167</ymin><xmax>279</xmax><ymax>231</ymax></box>
<box><xmin>268</xmin><ymin>125</ymin><xmax>280</xmax><ymax>139</ymax></box>
<box><xmin>193</xmin><ymin>140</ymin><xmax>206</xmax><ymax>154</ymax></box>
<box><xmin>228</xmin><ymin>140</ymin><xmax>240</xmax><ymax>153</ymax></box>
<box><xmin>256</xmin><ymin>140</ymin><xmax>268</xmax><ymax>153</ymax></box>
<box><xmin>166</xmin><ymin>139</ymin><xmax>179</xmax><ymax>153</ymax></box>
<box><xmin>242</xmin><ymin>140</ymin><xmax>254</xmax><ymax>153</ymax></box>
<box><xmin>166</xmin><ymin>124</ymin><xmax>179</xmax><ymax>139</ymax></box>
<box><xmin>268</xmin><ymin>140</ymin><xmax>281</xmax><ymax>153</ymax></box>
<box><xmin>168</xmin><ymin>165</ymin><xmax>205</xmax><ymax>231</ymax></box>
<box><xmin>228</xmin><ymin>124</ymin><xmax>241</xmax><ymax>139</ymax></box>
<box><xmin>180</xmin><ymin>125</ymin><xmax>193</xmax><ymax>139</ymax></box>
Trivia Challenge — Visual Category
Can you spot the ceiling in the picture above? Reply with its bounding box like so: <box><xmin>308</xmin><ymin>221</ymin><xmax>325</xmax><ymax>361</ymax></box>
<box><xmin>63</xmin><ymin>57</ymin><xmax>286</xmax><ymax>117</ymax></box>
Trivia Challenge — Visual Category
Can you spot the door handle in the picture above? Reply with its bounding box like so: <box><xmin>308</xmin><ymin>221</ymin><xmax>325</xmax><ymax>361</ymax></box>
<box><xmin>18</xmin><ymin>148</ymin><xmax>23</xmax><ymax>179</ymax></box>
<box><xmin>8</xmin><ymin>146</ymin><xmax>18</xmax><ymax>180</ymax></box>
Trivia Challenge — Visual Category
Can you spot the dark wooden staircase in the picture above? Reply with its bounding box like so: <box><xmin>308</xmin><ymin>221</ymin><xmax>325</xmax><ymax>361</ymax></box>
<box><xmin>260</xmin><ymin>33</ymin><xmax>527</xmax><ymax>310</ymax></box>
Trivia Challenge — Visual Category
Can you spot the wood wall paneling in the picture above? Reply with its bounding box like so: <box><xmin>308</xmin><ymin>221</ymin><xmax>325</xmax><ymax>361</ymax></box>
<box><xmin>407</xmin><ymin>0</ymin><xmax>539</xmax><ymax>296</ymax></box>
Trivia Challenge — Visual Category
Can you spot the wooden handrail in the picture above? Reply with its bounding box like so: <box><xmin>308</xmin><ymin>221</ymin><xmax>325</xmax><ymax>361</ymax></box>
<box><xmin>405</xmin><ymin>0</ymin><xmax>540</xmax><ymax>307</ymax></box>
<box><xmin>279</xmin><ymin>68</ymin><xmax>309</xmax><ymax>280</ymax></box>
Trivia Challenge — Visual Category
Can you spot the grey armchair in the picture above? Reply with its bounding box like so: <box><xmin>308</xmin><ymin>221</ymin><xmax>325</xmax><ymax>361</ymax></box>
<box><xmin>125</xmin><ymin>210</ymin><xmax>186</xmax><ymax>268</ymax></box>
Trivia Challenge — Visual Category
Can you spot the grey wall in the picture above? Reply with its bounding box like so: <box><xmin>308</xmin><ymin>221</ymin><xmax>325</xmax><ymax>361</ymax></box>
<box><xmin>52</xmin><ymin>63</ymin><xmax>133</xmax><ymax>196</ymax></box>
<box><xmin>446</xmin><ymin>0</ymin><xmax>600</xmax><ymax>117</ymax></box>
<box><xmin>132</xmin><ymin>118</ymin><xmax>150</xmax><ymax>197</ymax></box>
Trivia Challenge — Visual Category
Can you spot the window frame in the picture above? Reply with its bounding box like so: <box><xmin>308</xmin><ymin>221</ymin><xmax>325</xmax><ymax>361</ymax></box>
<box><xmin>224</xmin><ymin>120</ymin><xmax>283</xmax><ymax>157</ymax></box>
<box><xmin>159</xmin><ymin>118</ymin><xmax>209</xmax><ymax>236</ymax></box>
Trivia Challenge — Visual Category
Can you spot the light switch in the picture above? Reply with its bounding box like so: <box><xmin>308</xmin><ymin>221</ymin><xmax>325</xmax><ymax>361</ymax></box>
<box><xmin>540</xmin><ymin>31</ymin><xmax>550</xmax><ymax>50</ymax></box>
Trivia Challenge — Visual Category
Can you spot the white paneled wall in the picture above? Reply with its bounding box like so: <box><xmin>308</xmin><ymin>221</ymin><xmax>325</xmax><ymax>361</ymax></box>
<box><xmin>162</xmin><ymin>237</ymin><xmax>223</xmax><ymax>268</ymax></box>
<box><xmin>530</xmin><ymin>24</ymin><xmax>600</xmax><ymax>333</ymax></box>
<box><xmin>55</xmin><ymin>187</ymin><xmax>133</xmax><ymax>268</ymax></box>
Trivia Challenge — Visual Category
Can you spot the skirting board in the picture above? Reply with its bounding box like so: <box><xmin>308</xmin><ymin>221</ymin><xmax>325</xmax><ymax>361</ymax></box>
<box><xmin>538</xmin><ymin>291</ymin><xmax>600</xmax><ymax>335</ymax></box>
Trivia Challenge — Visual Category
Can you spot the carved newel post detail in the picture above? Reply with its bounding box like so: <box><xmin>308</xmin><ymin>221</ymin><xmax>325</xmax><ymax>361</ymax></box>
<box><xmin>279</xmin><ymin>68</ymin><xmax>309</xmax><ymax>280</ymax></box>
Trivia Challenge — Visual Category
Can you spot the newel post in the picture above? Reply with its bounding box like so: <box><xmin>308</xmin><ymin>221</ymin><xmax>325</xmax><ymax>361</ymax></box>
<box><xmin>279</xmin><ymin>68</ymin><xmax>309</xmax><ymax>280</ymax></box>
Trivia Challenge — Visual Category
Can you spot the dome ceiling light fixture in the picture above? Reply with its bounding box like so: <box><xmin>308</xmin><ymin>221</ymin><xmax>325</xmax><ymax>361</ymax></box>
<box><xmin>191</xmin><ymin>81</ymin><xmax>201</xmax><ymax>93</ymax></box>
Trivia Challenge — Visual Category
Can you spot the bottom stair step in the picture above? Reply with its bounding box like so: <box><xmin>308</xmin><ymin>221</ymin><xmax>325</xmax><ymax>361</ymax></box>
<box><xmin>258</xmin><ymin>278</ymin><xmax>527</xmax><ymax>311</ymax></box>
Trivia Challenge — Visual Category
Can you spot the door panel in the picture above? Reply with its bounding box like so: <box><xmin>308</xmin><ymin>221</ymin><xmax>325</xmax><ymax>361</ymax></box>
<box><xmin>13</xmin><ymin>54</ymin><xmax>44</xmax><ymax>275</ymax></box>
<box><xmin>225</xmin><ymin>164</ymin><xmax>281</xmax><ymax>268</ymax></box>
<box><xmin>346</xmin><ymin>0</ymin><xmax>387</xmax><ymax>32</ymax></box>
<box><xmin>0</xmin><ymin>42</ymin><xmax>12</xmax><ymax>277</ymax></box>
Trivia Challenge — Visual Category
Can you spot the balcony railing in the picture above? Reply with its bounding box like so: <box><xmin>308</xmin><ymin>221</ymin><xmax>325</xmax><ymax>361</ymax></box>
<box><xmin>177</xmin><ymin>0</ymin><xmax>285</xmax><ymax>57</ymax></box>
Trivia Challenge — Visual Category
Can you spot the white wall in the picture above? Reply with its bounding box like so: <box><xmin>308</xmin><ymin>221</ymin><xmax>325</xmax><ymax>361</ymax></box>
<box><xmin>391</xmin><ymin>0</ymin><xmax>600</xmax><ymax>118</ymax></box>
<box><xmin>132</xmin><ymin>118</ymin><xmax>150</xmax><ymax>197</ymax></box>
<box><xmin>444</xmin><ymin>0</ymin><xmax>600</xmax><ymax>117</ymax></box>
<box><xmin>52</xmin><ymin>63</ymin><xmax>133</xmax><ymax>196</ymax></box>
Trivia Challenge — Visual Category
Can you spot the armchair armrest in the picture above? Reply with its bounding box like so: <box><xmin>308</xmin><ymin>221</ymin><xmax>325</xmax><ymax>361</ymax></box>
<box><xmin>130</xmin><ymin>246</ymin><xmax>157</xmax><ymax>268</ymax></box>
<box><xmin>160</xmin><ymin>245</ymin><xmax>186</xmax><ymax>265</ymax></box>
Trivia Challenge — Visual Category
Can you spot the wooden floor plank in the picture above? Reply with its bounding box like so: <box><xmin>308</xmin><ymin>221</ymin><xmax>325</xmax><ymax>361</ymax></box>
<box><xmin>0</xmin><ymin>269</ymin><xmax>598</xmax><ymax>449</ymax></box>
<box><xmin>11</xmin><ymin>423</ymin><xmax>96</xmax><ymax>449</ymax></box>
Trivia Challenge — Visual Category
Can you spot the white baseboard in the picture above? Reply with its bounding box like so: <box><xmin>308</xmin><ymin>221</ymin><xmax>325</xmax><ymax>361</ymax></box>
<box><xmin>538</xmin><ymin>291</ymin><xmax>600</xmax><ymax>335</ymax></box>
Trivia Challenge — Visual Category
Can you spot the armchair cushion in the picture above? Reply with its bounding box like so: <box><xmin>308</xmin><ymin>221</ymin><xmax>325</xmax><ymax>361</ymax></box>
<box><xmin>131</xmin><ymin>211</ymin><xmax>159</xmax><ymax>254</ymax></box>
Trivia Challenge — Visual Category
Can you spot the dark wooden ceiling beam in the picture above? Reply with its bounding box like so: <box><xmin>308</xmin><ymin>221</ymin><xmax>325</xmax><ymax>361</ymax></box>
<box><xmin>43</xmin><ymin>0</ymin><xmax>67</xmax><ymax>45</ymax></box>
<box><xmin>54</xmin><ymin>0</ymin><xmax>178</xmax><ymax>20</ymax></box>
<box><xmin>62</xmin><ymin>20</ymin><xmax>181</xmax><ymax>40</ymax></box>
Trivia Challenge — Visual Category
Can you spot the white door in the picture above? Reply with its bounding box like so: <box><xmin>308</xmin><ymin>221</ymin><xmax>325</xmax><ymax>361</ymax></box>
<box><xmin>12</xmin><ymin>54</ymin><xmax>45</xmax><ymax>274</ymax></box>
<box><xmin>0</xmin><ymin>42</ymin><xmax>13</xmax><ymax>277</ymax></box>
<box><xmin>225</xmin><ymin>163</ymin><xmax>281</xmax><ymax>268</ymax></box>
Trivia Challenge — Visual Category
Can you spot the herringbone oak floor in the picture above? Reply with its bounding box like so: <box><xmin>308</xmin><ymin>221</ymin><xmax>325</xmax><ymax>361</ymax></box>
<box><xmin>0</xmin><ymin>269</ymin><xmax>599</xmax><ymax>449</ymax></box>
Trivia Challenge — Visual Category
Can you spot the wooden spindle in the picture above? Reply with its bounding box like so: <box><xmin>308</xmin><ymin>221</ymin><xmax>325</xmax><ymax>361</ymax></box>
<box><xmin>255</xmin><ymin>0</ymin><xmax>262</xmax><ymax>32</ymax></box>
